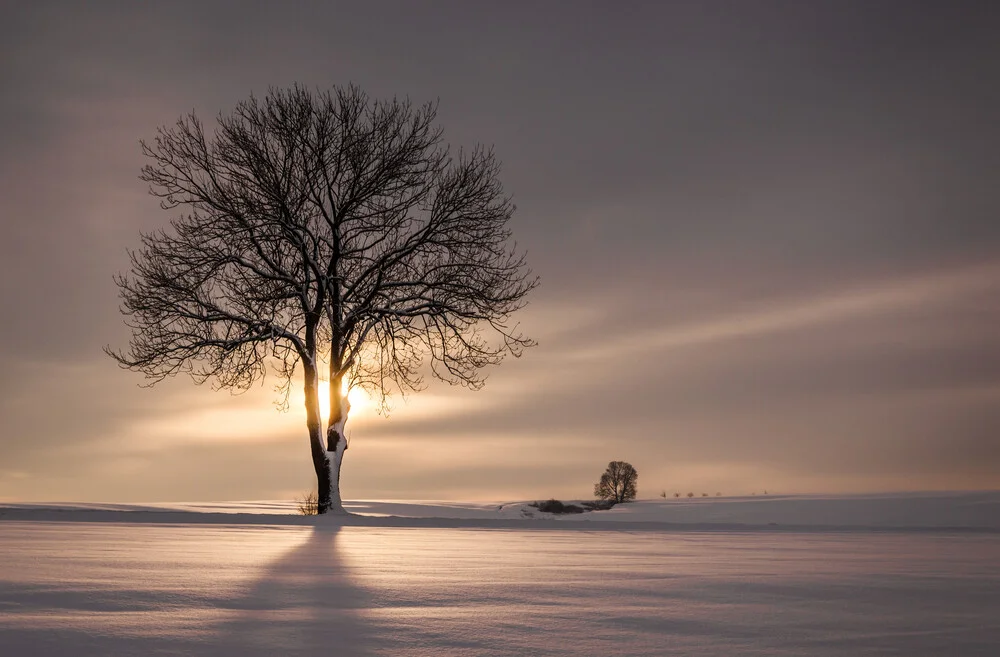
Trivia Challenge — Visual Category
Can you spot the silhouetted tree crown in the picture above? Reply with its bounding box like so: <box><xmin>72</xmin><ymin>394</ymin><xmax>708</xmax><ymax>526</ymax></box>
<box><xmin>594</xmin><ymin>461</ymin><xmax>638</xmax><ymax>503</ymax></box>
<box><xmin>106</xmin><ymin>84</ymin><xmax>538</xmax><ymax>513</ymax></box>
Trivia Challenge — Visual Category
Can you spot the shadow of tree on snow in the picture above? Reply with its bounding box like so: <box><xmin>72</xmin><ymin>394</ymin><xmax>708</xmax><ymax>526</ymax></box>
<box><xmin>203</xmin><ymin>523</ymin><xmax>377</xmax><ymax>656</ymax></box>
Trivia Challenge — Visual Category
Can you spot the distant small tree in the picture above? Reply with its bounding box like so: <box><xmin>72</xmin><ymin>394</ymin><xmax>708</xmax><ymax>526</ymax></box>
<box><xmin>594</xmin><ymin>461</ymin><xmax>638</xmax><ymax>503</ymax></box>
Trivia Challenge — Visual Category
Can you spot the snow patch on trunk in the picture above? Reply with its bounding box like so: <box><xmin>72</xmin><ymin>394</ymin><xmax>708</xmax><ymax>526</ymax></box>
<box><xmin>325</xmin><ymin>394</ymin><xmax>350</xmax><ymax>514</ymax></box>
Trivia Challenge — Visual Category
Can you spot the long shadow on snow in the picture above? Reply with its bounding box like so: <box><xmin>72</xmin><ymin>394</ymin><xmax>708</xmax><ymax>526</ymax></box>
<box><xmin>204</xmin><ymin>523</ymin><xmax>377</xmax><ymax>656</ymax></box>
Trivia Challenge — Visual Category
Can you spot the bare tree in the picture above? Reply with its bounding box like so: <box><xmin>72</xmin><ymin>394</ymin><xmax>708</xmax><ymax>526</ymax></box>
<box><xmin>594</xmin><ymin>461</ymin><xmax>638</xmax><ymax>503</ymax></box>
<box><xmin>106</xmin><ymin>85</ymin><xmax>537</xmax><ymax>513</ymax></box>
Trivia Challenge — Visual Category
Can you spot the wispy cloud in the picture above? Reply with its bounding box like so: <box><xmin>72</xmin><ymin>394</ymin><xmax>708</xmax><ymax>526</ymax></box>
<box><xmin>572</xmin><ymin>261</ymin><xmax>1000</xmax><ymax>361</ymax></box>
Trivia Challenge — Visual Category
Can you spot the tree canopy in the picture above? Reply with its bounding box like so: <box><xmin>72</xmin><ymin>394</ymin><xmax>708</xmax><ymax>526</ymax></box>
<box><xmin>107</xmin><ymin>84</ymin><xmax>538</xmax><ymax>512</ymax></box>
<box><xmin>594</xmin><ymin>461</ymin><xmax>638</xmax><ymax>503</ymax></box>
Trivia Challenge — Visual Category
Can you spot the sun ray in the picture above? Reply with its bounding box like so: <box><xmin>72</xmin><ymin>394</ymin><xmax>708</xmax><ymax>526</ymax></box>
<box><xmin>316</xmin><ymin>379</ymin><xmax>370</xmax><ymax>425</ymax></box>
<box><xmin>317</xmin><ymin>380</ymin><xmax>331</xmax><ymax>425</ymax></box>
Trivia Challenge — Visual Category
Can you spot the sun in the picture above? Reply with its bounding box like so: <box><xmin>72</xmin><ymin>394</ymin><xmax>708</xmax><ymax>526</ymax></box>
<box><xmin>317</xmin><ymin>379</ymin><xmax>370</xmax><ymax>424</ymax></box>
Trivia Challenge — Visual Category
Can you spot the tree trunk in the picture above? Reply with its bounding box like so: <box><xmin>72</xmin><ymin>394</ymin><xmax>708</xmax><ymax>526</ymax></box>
<box><xmin>323</xmin><ymin>375</ymin><xmax>350</xmax><ymax>514</ymax></box>
<box><xmin>312</xmin><ymin>423</ymin><xmax>332</xmax><ymax>513</ymax></box>
<box><xmin>303</xmin><ymin>366</ymin><xmax>335</xmax><ymax>514</ymax></box>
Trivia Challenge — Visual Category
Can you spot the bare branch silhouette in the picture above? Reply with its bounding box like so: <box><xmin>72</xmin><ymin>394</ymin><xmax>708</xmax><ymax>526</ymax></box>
<box><xmin>594</xmin><ymin>461</ymin><xmax>638</xmax><ymax>504</ymax></box>
<box><xmin>107</xmin><ymin>85</ymin><xmax>538</xmax><ymax>513</ymax></box>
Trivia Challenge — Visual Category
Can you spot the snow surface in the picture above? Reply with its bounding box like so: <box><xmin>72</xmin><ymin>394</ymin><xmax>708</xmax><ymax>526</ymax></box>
<box><xmin>1</xmin><ymin>492</ymin><xmax>999</xmax><ymax>655</ymax></box>
<box><xmin>4</xmin><ymin>490</ymin><xmax>999</xmax><ymax>529</ymax></box>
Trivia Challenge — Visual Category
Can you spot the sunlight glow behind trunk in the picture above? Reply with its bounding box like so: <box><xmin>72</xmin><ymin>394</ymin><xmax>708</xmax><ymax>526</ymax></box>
<box><xmin>318</xmin><ymin>379</ymin><xmax>370</xmax><ymax>425</ymax></box>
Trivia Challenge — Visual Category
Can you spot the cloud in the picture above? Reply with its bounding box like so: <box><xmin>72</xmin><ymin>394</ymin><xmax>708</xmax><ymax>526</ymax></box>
<box><xmin>570</xmin><ymin>261</ymin><xmax>1000</xmax><ymax>362</ymax></box>
<box><xmin>1</xmin><ymin>2</ymin><xmax>999</xmax><ymax>501</ymax></box>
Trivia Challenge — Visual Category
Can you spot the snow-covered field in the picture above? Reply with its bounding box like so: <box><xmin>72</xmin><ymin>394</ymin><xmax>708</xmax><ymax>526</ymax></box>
<box><xmin>2</xmin><ymin>492</ymin><xmax>999</xmax><ymax>655</ymax></box>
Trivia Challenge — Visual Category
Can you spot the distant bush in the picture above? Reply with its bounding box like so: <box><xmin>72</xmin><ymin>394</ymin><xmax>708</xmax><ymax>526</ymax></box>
<box><xmin>296</xmin><ymin>491</ymin><xmax>319</xmax><ymax>515</ymax></box>
<box><xmin>581</xmin><ymin>499</ymin><xmax>615</xmax><ymax>511</ymax></box>
<box><xmin>687</xmin><ymin>492</ymin><xmax>694</xmax><ymax>498</ymax></box>
<box><xmin>531</xmin><ymin>499</ymin><xmax>585</xmax><ymax>514</ymax></box>
<box><xmin>594</xmin><ymin>461</ymin><xmax>638</xmax><ymax>503</ymax></box>
<box><xmin>674</xmin><ymin>492</ymin><xmax>680</xmax><ymax>498</ymax></box>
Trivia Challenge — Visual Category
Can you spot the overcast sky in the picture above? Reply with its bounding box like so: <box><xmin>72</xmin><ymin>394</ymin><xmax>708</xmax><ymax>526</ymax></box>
<box><xmin>2</xmin><ymin>1</ymin><xmax>998</xmax><ymax>503</ymax></box>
